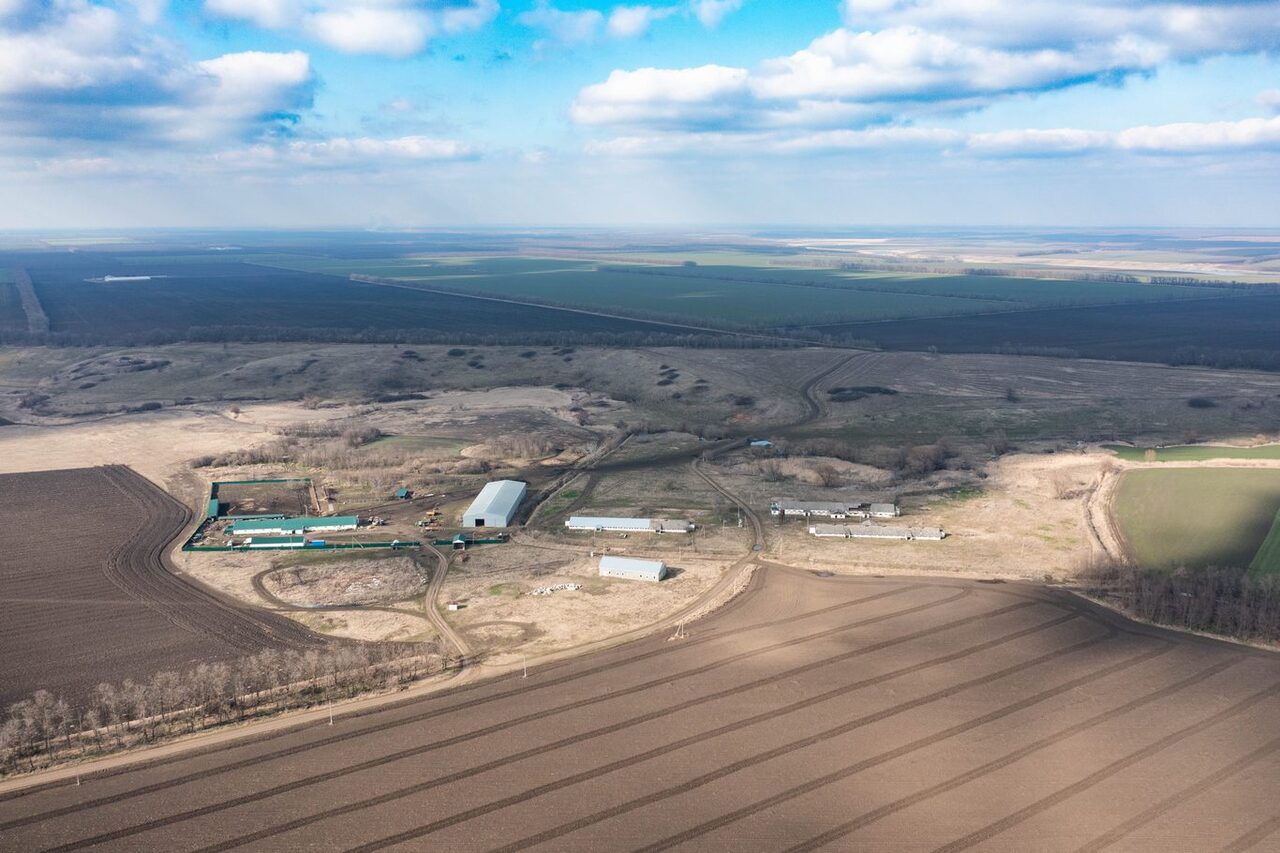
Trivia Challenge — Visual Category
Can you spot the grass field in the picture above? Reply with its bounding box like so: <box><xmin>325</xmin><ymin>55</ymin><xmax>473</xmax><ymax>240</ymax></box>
<box><xmin>1105</xmin><ymin>444</ymin><xmax>1280</xmax><ymax>462</ymax></box>
<box><xmin>1249</xmin><ymin>511</ymin><xmax>1280</xmax><ymax>574</ymax></box>
<box><xmin>1114</xmin><ymin>468</ymin><xmax>1280</xmax><ymax>569</ymax></box>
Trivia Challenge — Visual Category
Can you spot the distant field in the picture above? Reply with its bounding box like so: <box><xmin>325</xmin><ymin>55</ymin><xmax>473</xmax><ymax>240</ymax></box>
<box><xmin>1105</xmin><ymin>444</ymin><xmax>1280</xmax><ymax>462</ymax></box>
<box><xmin>0</xmin><ymin>281</ymin><xmax>24</xmax><ymax>330</ymax></box>
<box><xmin>1250</xmin><ymin>511</ymin><xmax>1280</xmax><ymax>574</ymax></box>
<box><xmin>1114</xmin><ymin>468</ymin><xmax>1280</xmax><ymax>569</ymax></box>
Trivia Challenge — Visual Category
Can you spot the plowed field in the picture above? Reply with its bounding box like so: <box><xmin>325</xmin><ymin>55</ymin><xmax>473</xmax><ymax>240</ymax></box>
<box><xmin>0</xmin><ymin>466</ymin><xmax>324</xmax><ymax>707</ymax></box>
<box><xmin>2</xmin><ymin>568</ymin><xmax>1277</xmax><ymax>851</ymax></box>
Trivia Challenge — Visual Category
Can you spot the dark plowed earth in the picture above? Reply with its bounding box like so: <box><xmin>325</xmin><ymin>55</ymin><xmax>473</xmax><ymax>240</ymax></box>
<box><xmin>0</xmin><ymin>466</ymin><xmax>324</xmax><ymax>707</ymax></box>
<box><xmin>2</xmin><ymin>569</ymin><xmax>1278</xmax><ymax>853</ymax></box>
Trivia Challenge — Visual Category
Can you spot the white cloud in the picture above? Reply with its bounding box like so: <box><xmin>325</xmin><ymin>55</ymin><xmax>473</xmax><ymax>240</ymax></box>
<box><xmin>966</xmin><ymin>127</ymin><xmax>1112</xmax><ymax>156</ymax></box>
<box><xmin>1260</xmin><ymin>89</ymin><xmax>1280</xmax><ymax>113</ymax></box>
<box><xmin>572</xmin><ymin>65</ymin><xmax>750</xmax><ymax>126</ymax></box>
<box><xmin>214</xmin><ymin>134</ymin><xmax>477</xmax><ymax>170</ymax></box>
<box><xmin>517</xmin><ymin>1</ymin><xmax>604</xmax><ymax>45</ymax></box>
<box><xmin>203</xmin><ymin>0</ymin><xmax>498</xmax><ymax>57</ymax></box>
<box><xmin>689</xmin><ymin>0</ymin><xmax>741</xmax><ymax>28</ymax></box>
<box><xmin>607</xmin><ymin>5</ymin><xmax>679</xmax><ymax>39</ymax></box>
<box><xmin>1117</xmin><ymin>116</ymin><xmax>1280</xmax><ymax>153</ymax></box>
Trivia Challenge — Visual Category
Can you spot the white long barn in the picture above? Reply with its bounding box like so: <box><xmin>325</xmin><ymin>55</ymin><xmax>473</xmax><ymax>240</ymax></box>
<box><xmin>810</xmin><ymin>523</ymin><xmax>946</xmax><ymax>541</ymax></box>
<box><xmin>566</xmin><ymin>516</ymin><xmax>693</xmax><ymax>534</ymax></box>
<box><xmin>599</xmin><ymin>555</ymin><xmax>668</xmax><ymax>582</ymax></box>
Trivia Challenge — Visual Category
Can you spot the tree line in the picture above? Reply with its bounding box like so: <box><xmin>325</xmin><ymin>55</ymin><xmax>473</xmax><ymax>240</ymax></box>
<box><xmin>1</xmin><ymin>643</ymin><xmax>441</xmax><ymax>775</ymax></box>
<box><xmin>1080</xmin><ymin>559</ymin><xmax>1280</xmax><ymax>644</ymax></box>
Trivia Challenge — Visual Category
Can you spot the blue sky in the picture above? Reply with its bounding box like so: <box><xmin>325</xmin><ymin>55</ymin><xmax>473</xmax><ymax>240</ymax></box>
<box><xmin>2</xmin><ymin>0</ymin><xmax>1279</xmax><ymax>228</ymax></box>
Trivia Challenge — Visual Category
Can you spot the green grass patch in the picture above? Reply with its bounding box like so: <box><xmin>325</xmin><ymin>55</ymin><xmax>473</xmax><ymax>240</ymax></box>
<box><xmin>1105</xmin><ymin>444</ymin><xmax>1280</xmax><ymax>462</ymax></box>
<box><xmin>1249</xmin><ymin>510</ymin><xmax>1280</xmax><ymax>574</ymax></box>
<box><xmin>1114</xmin><ymin>469</ymin><xmax>1280</xmax><ymax>570</ymax></box>
<box><xmin>487</xmin><ymin>582</ymin><xmax>522</xmax><ymax>597</ymax></box>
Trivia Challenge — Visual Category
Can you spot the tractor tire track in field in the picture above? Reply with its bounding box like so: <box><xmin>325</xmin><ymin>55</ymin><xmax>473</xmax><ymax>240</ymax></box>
<box><xmin>476</xmin><ymin>625</ymin><xmax>1136</xmax><ymax>850</ymax></box>
<box><xmin>930</xmin><ymin>681</ymin><xmax>1280</xmax><ymax>853</ymax></box>
<box><xmin>1222</xmin><ymin>813</ymin><xmax>1280</xmax><ymax>852</ymax></box>
<box><xmin>3</xmin><ymin>574</ymin><xmax>1276</xmax><ymax>853</ymax></box>
<box><xmin>193</xmin><ymin>603</ymin><xmax>1070</xmax><ymax>853</ymax></box>
<box><xmin>140</xmin><ymin>596</ymin><xmax>1051</xmax><ymax>853</ymax></box>
<box><xmin>0</xmin><ymin>581</ymin><xmax>929</xmax><ymax>827</ymax></box>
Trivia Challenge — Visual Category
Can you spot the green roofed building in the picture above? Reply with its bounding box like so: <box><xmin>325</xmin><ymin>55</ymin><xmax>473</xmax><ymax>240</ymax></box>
<box><xmin>207</xmin><ymin>498</ymin><xmax>222</xmax><ymax>519</ymax></box>
<box><xmin>228</xmin><ymin>515</ymin><xmax>359</xmax><ymax>535</ymax></box>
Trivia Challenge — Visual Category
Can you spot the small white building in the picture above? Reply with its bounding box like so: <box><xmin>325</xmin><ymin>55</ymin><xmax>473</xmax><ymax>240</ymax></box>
<box><xmin>462</xmin><ymin>480</ymin><xmax>527</xmax><ymax>528</ymax></box>
<box><xmin>868</xmin><ymin>503</ymin><xmax>900</xmax><ymax>518</ymax></box>
<box><xmin>599</xmin><ymin>555</ymin><xmax>668</xmax><ymax>582</ymax></box>
<box><xmin>771</xmin><ymin>500</ymin><xmax>851</xmax><ymax>519</ymax></box>
<box><xmin>566</xmin><ymin>516</ymin><xmax>693</xmax><ymax>534</ymax></box>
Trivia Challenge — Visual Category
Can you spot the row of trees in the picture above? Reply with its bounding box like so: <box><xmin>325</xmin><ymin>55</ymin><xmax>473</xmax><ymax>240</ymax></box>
<box><xmin>1081</xmin><ymin>560</ymin><xmax>1280</xmax><ymax>644</ymax></box>
<box><xmin>1</xmin><ymin>643</ymin><xmax>441</xmax><ymax>775</ymax></box>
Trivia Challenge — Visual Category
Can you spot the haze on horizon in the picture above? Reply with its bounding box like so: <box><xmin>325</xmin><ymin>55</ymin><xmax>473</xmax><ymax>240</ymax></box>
<box><xmin>4</xmin><ymin>0</ymin><xmax>1280</xmax><ymax>230</ymax></box>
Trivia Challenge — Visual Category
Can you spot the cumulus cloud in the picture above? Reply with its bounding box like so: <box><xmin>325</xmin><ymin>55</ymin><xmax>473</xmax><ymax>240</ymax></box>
<box><xmin>587</xmin><ymin>115</ymin><xmax>1280</xmax><ymax>159</ymax></box>
<box><xmin>517</xmin><ymin>1</ymin><xmax>604</xmax><ymax>46</ymax></box>
<box><xmin>607</xmin><ymin>5</ymin><xmax>679</xmax><ymax>39</ymax></box>
<box><xmin>689</xmin><ymin>0</ymin><xmax>741</xmax><ymax>28</ymax></box>
<box><xmin>209</xmin><ymin>134</ymin><xmax>477</xmax><ymax>171</ymax></box>
<box><xmin>0</xmin><ymin>2</ymin><xmax>313</xmax><ymax>148</ymax></box>
<box><xmin>204</xmin><ymin>0</ymin><xmax>498</xmax><ymax>57</ymax></box>
<box><xmin>576</xmin><ymin>0</ymin><xmax>1280</xmax><ymax>139</ymax></box>
<box><xmin>572</xmin><ymin>65</ymin><xmax>750</xmax><ymax>127</ymax></box>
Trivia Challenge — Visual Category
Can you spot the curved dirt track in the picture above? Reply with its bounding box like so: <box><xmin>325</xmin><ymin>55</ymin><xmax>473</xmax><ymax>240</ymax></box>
<box><xmin>3</xmin><ymin>567</ymin><xmax>1278</xmax><ymax>853</ymax></box>
<box><xmin>0</xmin><ymin>465</ymin><xmax>325</xmax><ymax>707</ymax></box>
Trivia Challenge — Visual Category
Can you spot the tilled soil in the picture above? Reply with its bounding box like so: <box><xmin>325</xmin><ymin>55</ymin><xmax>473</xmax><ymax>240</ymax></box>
<box><xmin>2</xmin><ymin>568</ymin><xmax>1278</xmax><ymax>852</ymax></box>
<box><xmin>0</xmin><ymin>466</ymin><xmax>324</xmax><ymax>707</ymax></box>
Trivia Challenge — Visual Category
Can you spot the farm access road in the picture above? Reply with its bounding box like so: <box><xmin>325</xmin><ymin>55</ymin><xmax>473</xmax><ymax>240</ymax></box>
<box><xmin>4</xmin><ymin>568</ymin><xmax>1278</xmax><ymax>852</ymax></box>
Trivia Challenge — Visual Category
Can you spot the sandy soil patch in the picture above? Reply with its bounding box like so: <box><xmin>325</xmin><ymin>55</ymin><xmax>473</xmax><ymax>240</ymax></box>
<box><xmin>264</xmin><ymin>556</ymin><xmax>427</xmax><ymax>607</ymax></box>
<box><xmin>288</xmin><ymin>608</ymin><xmax>434</xmax><ymax>643</ymax></box>
<box><xmin>442</xmin><ymin>548</ymin><xmax>727</xmax><ymax>664</ymax></box>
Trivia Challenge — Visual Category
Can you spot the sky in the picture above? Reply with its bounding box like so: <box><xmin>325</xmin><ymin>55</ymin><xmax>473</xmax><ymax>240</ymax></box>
<box><xmin>2</xmin><ymin>0</ymin><xmax>1280</xmax><ymax>229</ymax></box>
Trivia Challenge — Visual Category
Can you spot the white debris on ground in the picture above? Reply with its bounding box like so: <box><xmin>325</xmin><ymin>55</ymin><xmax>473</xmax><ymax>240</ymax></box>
<box><xmin>528</xmin><ymin>583</ymin><xmax>582</xmax><ymax>596</ymax></box>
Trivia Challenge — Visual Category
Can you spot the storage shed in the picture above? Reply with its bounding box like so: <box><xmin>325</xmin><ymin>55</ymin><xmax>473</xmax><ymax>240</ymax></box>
<box><xmin>243</xmin><ymin>535</ymin><xmax>307</xmax><ymax>549</ymax></box>
<box><xmin>599</xmin><ymin>555</ymin><xmax>668</xmax><ymax>582</ymax></box>
<box><xmin>462</xmin><ymin>480</ymin><xmax>527</xmax><ymax>528</ymax></box>
<box><xmin>566</xmin><ymin>516</ymin><xmax>693</xmax><ymax>534</ymax></box>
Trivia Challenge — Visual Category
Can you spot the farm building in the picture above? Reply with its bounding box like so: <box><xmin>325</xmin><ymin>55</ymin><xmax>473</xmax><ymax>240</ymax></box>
<box><xmin>771</xmin><ymin>500</ymin><xmax>852</xmax><ymax>519</ymax></box>
<box><xmin>462</xmin><ymin>480</ymin><xmax>527</xmax><ymax>528</ymax></box>
<box><xmin>869</xmin><ymin>503</ymin><xmax>900</xmax><ymax>518</ymax></box>
<box><xmin>393</xmin><ymin>487</ymin><xmax>412</xmax><ymax>500</ymax></box>
<box><xmin>599</xmin><ymin>555</ymin><xmax>668</xmax><ymax>582</ymax></box>
<box><xmin>565</xmin><ymin>516</ymin><xmax>693</xmax><ymax>534</ymax></box>
<box><xmin>227</xmin><ymin>516</ymin><xmax>359</xmax><ymax>535</ymax></box>
<box><xmin>809</xmin><ymin>522</ymin><xmax>945</xmax><ymax>541</ymax></box>
<box><xmin>206</xmin><ymin>498</ymin><xmax>222</xmax><ymax>519</ymax></box>
<box><xmin>243</xmin><ymin>535</ymin><xmax>307</xmax><ymax>549</ymax></box>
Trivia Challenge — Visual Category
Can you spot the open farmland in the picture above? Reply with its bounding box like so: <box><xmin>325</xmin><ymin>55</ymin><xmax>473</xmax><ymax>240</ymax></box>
<box><xmin>1250</xmin><ymin>513</ymin><xmax>1280</xmax><ymax>574</ymax></box>
<box><xmin>3</xmin><ymin>569</ymin><xmax>1279</xmax><ymax>852</ymax></box>
<box><xmin>0</xmin><ymin>466</ymin><xmax>324</xmax><ymax>707</ymax></box>
<box><xmin>1106</xmin><ymin>444</ymin><xmax>1280</xmax><ymax>462</ymax></box>
<box><xmin>1113</xmin><ymin>469</ymin><xmax>1280</xmax><ymax>570</ymax></box>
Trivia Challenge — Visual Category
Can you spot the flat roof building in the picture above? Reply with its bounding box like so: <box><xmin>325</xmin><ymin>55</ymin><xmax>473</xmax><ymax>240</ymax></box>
<box><xmin>243</xmin><ymin>535</ymin><xmax>307</xmax><ymax>549</ymax></box>
<box><xmin>463</xmin><ymin>480</ymin><xmax>527</xmax><ymax>528</ymax></box>
<box><xmin>809</xmin><ymin>523</ymin><xmax>945</xmax><ymax>541</ymax></box>
<box><xmin>599</xmin><ymin>555</ymin><xmax>667</xmax><ymax>582</ymax></box>
<box><xmin>566</xmin><ymin>516</ymin><xmax>693</xmax><ymax>534</ymax></box>
<box><xmin>869</xmin><ymin>503</ymin><xmax>900</xmax><ymax>518</ymax></box>
<box><xmin>228</xmin><ymin>516</ymin><xmax>359</xmax><ymax>535</ymax></box>
<box><xmin>771</xmin><ymin>500</ymin><xmax>851</xmax><ymax>518</ymax></box>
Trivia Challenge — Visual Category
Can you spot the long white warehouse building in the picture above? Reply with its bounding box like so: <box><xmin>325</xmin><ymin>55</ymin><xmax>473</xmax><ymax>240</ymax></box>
<box><xmin>462</xmin><ymin>480</ymin><xmax>527</xmax><ymax>528</ymax></box>
<box><xmin>599</xmin><ymin>555</ymin><xmax>668</xmax><ymax>582</ymax></box>
<box><xmin>809</xmin><ymin>523</ymin><xmax>945</xmax><ymax>541</ymax></box>
<box><xmin>566</xmin><ymin>516</ymin><xmax>693</xmax><ymax>534</ymax></box>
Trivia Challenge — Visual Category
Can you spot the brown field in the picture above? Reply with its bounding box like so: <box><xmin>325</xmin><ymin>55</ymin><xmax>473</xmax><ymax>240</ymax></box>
<box><xmin>0</xmin><ymin>466</ymin><xmax>325</xmax><ymax>707</ymax></box>
<box><xmin>213</xmin><ymin>480</ymin><xmax>313</xmax><ymax>519</ymax></box>
<box><xmin>3</xmin><ymin>567</ymin><xmax>1277</xmax><ymax>852</ymax></box>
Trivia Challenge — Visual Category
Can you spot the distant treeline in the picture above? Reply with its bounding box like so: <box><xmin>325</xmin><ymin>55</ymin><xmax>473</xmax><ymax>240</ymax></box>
<box><xmin>1</xmin><ymin>644</ymin><xmax>438</xmax><ymax>775</ymax></box>
<box><xmin>1081</xmin><ymin>560</ymin><xmax>1280</xmax><ymax>645</ymax></box>
<box><xmin>0</xmin><ymin>326</ymin><xmax>802</xmax><ymax>350</ymax></box>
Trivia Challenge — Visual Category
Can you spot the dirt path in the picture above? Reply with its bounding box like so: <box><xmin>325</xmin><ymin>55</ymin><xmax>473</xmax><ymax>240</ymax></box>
<box><xmin>422</xmin><ymin>546</ymin><xmax>474</xmax><ymax>664</ymax></box>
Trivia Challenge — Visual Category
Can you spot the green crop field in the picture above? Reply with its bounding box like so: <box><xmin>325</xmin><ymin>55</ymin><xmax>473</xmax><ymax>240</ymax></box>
<box><xmin>1114</xmin><ymin>468</ymin><xmax>1280</xmax><ymax>569</ymax></box>
<box><xmin>1250</xmin><ymin>511</ymin><xmax>1280</xmax><ymax>574</ymax></box>
<box><xmin>1105</xmin><ymin>444</ymin><xmax>1280</xmax><ymax>462</ymax></box>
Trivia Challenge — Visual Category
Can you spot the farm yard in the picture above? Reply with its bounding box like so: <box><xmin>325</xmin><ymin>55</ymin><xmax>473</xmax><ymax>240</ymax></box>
<box><xmin>0</xmin><ymin>466</ymin><xmax>323</xmax><ymax>707</ymax></box>
<box><xmin>1112</xmin><ymin>469</ymin><xmax>1280</xmax><ymax>570</ymax></box>
<box><xmin>4</xmin><ymin>569</ymin><xmax>1279</xmax><ymax>852</ymax></box>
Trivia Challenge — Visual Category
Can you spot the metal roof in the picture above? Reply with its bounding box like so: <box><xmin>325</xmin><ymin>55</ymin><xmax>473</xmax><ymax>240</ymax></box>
<box><xmin>568</xmin><ymin>516</ymin><xmax>653</xmax><ymax>530</ymax></box>
<box><xmin>229</xmin><ymin>515</ymin><xmax>358</xmax><ymax>533</ymax></box>
<box><xmin>463</xmin><ymin>480</ymin><xmax>526</xmax><ymax>521</ymax></box>
<box><xmin>600</xmin><ymin>555</ymin><xmax>666</xmax><ymax>573</ymax></box>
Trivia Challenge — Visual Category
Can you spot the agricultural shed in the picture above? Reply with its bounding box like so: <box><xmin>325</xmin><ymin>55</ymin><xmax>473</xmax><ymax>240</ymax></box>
<box><xmin>599</xmin><ymin>555</ymin><xmax>667</xmax><ymax>582</ymax></box>
<box><xmin>771</xmin><ymin>500</ymin><xmax>851</xmax><ymax>519</ymax></box>
<box><xmin>463</xmin><ymin>480</ymin><xmax>527</xmax><ymax>528</ymax></box>
<box><xmin>565</xmin><ymin>516</ymin><xmax>693</xmax><ymax>533</ymax></box>
<box><xmin>227</xmin><ymin>516</ymin><xmax>359</xmax><ymax>535</ymax></box>
<box><xmin>394</xmin><ymin>487</ymin><xmax>412</xmax><ymax>500</ymax></box>
<box><xmin>206</xmin><ymin>498</ymin><xmax>222</xmax><ymax>519</ymax></box>
<box><xmin>869</xmin><ymin>503</ymin><xmax>900</xmax><ymax>518</ymax></box>
<box><xmin>809</xmin><ymin>523</ymin><xmax>945</xmax><ymax>541</ymax></box>
<box><xmin>243</xmin><ymin>536</ymin><xmax>307</xmax><ymax>549</ymax></box>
